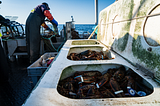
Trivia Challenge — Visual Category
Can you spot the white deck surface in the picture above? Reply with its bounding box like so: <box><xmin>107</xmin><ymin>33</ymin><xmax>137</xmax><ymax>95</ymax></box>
<box><xmin>23</xmin><ymin>40</ymin><xmax>160</xmax><ymax>106</ymax></box>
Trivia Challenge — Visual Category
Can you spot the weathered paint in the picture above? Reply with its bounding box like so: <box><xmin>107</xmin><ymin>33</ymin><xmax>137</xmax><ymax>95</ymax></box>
<box><xmin>143</xmin><ymin>4</ymin><xmax>160</xmax><ymax>46</ymax></box>
<box><xmin>132</xmin><ymin>36</ymin><xmax>160</xmax><ymax>79</ymax></box>
<box><xmin>98</xmin><ymin>0</ymin><xmax>160</xmax><ymax>80</ymax></box>
<box><xmin>132</xmin><ymin>0</ymin><xmax>160</xmax><ymax>79</ymax></box>
<box><xmin>60</xmin><ymin>66</ymin><xmax>75</xmax><ymax>80</ymax></box>
<box><xmin>137</xmin><ymin>0</ymin><xmax>155</xmax><ymax>17</ymax></box>
<box><xmin>98</xmin><ymin>0</ymin><xmax>134</xmax><ymax>52</ymax></box>
<box><xmin>23</xmin><ymin>40</ymin><xmax>160</xmax><ymax>106</ymax></box>
<box><xmin>72</xmin><ymin>40</ymin><xmax>100</xmax><ymax>45</ymax></box>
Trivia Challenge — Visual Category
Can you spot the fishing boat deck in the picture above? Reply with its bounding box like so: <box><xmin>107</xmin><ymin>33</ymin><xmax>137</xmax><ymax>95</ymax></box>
<box><xmin>0</xmin><ymin>57</ymin><xmax>33</xmax><ymax>106</ymax></box>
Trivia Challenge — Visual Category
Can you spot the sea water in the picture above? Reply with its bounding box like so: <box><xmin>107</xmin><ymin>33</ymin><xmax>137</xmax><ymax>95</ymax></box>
<box><xmin>57</xmin><ymin>24</ymin><xmax>95</xmax><ymax>35</ymax></box>
<box><xmin>23</xmin><ymin>24</ymin><xmax>96</xmax><ymax>36</ymax></box>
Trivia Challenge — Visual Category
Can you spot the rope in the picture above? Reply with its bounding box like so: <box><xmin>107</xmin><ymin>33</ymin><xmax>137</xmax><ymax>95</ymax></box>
<box><xmin>48</xmin><ymin>37</ymin><xmax>64</xmax><ymax>52</ymax></box>
<box><xmin>101</xmin><ymin>12</ymin><xmax>160</xmax><ymax>25</ymax></box>
<box><xmin>41</xmin><ymin>19</ymin><xmax>66</xmax><ymax>52</ymax></box>
<box><xmin>87</xmin><ymin>12</ymin><xmax>160</xmax><ymax>40</ymax></box>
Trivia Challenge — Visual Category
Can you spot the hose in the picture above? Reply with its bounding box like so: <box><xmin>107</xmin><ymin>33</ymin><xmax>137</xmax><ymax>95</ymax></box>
<box><xmin>41</xmin><ymin>19</ymin><xmax>66</xmax><ymax>52</ymax></box>
<box><xmin>42</xmin><ymin>35</ymin><xmax>65</xmax><ymax>52</ymax></box>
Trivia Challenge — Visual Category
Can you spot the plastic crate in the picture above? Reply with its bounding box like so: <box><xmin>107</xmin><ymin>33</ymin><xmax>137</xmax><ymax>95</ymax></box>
<box><xmin>27</xmin><ymin>52</ymin><xmax>58</xmax><ymax>86</ymax></box>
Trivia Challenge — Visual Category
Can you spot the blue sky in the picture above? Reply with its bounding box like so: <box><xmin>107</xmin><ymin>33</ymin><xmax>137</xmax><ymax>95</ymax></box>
<box><xmin>0</xmin><ymin>0</ymin><xmax>115</xmax><ymax>24</ymax></box>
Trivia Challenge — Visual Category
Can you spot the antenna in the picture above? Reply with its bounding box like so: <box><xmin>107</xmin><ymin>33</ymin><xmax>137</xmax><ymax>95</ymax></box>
<box><xmin>71</xmin><ymin>16</ymin><xmax>74</xmax><ymax>22</ymax></box>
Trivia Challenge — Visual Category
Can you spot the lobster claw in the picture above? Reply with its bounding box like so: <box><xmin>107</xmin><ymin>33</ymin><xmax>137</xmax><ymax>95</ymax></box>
<box><xmin>109</xmin><ymin>77</ymin><xmax>125</xmax><ymax>97</ymax></box>
<box><xmin>74</xmin><ymin>75</ymin><xmax>83</xmax><ymax>83</ymax></box>
<box><xmin>97</xmin><ymin>71</ymin><xmax>112</xmax><ymax>88</ymax></box>
<box><xmin>120</xmin><ymin>75</ymin><xmax>137</xmax><ymax>96</ymax></box>
<box><xmin>113</xmin><ymin>66</ymin><xmax>125</xmax><ymax>82</ymax></box>
<box><xmin>101</xmin><ymin>89</ymin><xmax>115</xmax><ymax>98</ymax></box>
<box><xmin>77</xmin><ymin>84</ymin><xmax>95</xmax><ymax>98</ymax></box>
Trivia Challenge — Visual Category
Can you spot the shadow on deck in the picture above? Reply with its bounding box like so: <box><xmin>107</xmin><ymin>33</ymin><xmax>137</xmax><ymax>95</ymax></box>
<box><xmin>0</xmin><ymin>57</ymin><xmax>34</xmax><ymax>106</ymax></box>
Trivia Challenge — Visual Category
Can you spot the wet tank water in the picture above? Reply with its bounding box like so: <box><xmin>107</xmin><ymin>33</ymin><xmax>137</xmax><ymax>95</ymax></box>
<box><xmin>23</xmin><ymin>0</ymin><xmax>160</xmax><ymax>105</ymax></box>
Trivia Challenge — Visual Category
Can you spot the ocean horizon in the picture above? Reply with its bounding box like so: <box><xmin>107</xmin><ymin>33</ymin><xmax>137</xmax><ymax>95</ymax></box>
<box><xmin>58</xmin><ymin>24</ymin><xmax>96</xmax><ymax>35</ymax></box>
<box><xmin>22</xmin><ymin>24</ymin><xmax>96</xmax><ymax>35</ymax></box>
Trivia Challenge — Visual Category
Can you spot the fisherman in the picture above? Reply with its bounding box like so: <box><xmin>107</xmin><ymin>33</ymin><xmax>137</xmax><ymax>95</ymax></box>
<box><xmin>71</xmin><ymin>28</ymin><xmax>80</xmax><ymax>39</ymax></box>
<box><xmin>0</xmin><ymin>27</ymin><xmax>10</xmax><ymax>83</ymax></box>
<box><xmin>25</xmin><ymin>2</ymin><xmax>58</xmax><ymax>63</ymax></box>
<box><xmin>0</xmin><ymin>1</ymin><xmax>10</xmax><ymax>83</ymax></box>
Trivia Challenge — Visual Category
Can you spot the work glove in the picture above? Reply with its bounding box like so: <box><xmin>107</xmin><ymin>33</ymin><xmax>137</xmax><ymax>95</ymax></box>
<box><xmin>51</xmin><ymin>19</ymin><xmax>58</xmax><ymax>26</ymax></box>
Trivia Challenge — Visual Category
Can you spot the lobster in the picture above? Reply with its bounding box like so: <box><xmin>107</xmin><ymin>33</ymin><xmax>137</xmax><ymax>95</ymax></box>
<box><xmin>120</xmin><ymin>76</ymin><xmax>137</xmax><ymax>96</ymax></box>
<box><xmin>109</xmin><ymin>66</ymin><xmax>126</xmax><ymax>97</ymax></box>
<box><xmin>74</xmin><ymin>71</ymin><xmax>102</xmax><ymax>84</ymax></box>
<box><xmin>109</xmin><ymin>77</ymin><xmax>125</xmax><ymax>97</ymax></box>
<box><xmin>57</xmin><ymin>66</ymin><xmax>148</xmax><ymax>99</ymax></box>
<box><xmin>76</xmin><ymin>69</ymin><xmax>115</xmax><ymax>98</ymax></box>
<box><xmin>100</xmin><ymin>87</ymin><xmax>115</xmax><ymax>98</ymax></box>
<box><xmin>77</xmin><ymin>84</ymin><xmax>96</xmax><ymax>98</ymax></box>
<box><xmin>67</xmin><ymin>53</ymin><xmax>80</xmax><ymax>60</ymax></box>
<box><xmin>57</xmin><ymin>76</ymin><xmax>79</xmax><ymax>98</ymax></box>
<box><xmin>67</xmin><ymin>50</ymin><xmax>110</xmax><ymax>60</ymax></box>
